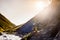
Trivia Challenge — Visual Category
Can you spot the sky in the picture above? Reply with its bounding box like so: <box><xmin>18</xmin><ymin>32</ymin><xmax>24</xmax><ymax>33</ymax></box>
<box><xmin>0</xmin><ymin>0</ymin><xmax>51</xmax><ymax>25</ymax></box>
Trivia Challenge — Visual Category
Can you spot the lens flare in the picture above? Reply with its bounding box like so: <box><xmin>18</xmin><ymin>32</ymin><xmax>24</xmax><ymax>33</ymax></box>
<box><xmin>35</xmin><ymin>1</ymin><xmax>51</xmax><ymax>11</ymax></box>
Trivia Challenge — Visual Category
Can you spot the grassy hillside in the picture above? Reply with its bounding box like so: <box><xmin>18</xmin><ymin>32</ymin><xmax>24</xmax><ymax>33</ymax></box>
<box><xmin>0</xmin><ymin>13</ymin><xmax>16</xmax><ymax>33</ymax></box>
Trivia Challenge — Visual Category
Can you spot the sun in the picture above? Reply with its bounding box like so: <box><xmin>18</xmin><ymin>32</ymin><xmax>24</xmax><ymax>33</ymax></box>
<box><xmin>36</xmin><ymin>2</ymin><xmax>46</xmax><ymax>9</ymax></box>
<box><xmin>35</xmin><ymin>1</ymin><xmax>51</xmax><ymax>10</ymax></box>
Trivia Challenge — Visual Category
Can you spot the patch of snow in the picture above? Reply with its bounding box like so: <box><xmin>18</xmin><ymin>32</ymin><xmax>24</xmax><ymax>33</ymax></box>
<box><xmin>0</xmin><ymin>33</ymin><xmax>22</xmax><ymax>40</ymax></box>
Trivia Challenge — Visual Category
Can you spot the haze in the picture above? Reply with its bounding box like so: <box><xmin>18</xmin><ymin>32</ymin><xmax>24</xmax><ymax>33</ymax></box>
<box><xmin>0</xmin><ymin>0</ymin><xmax>51</xmax><ymax>25</ymax></box>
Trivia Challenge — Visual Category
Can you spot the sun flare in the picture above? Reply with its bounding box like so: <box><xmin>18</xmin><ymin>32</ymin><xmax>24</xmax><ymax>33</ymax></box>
<box><xmin>35</xmin><ymin>1</ymin><xmax>51</xmax><ymax>10</ymax></box>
